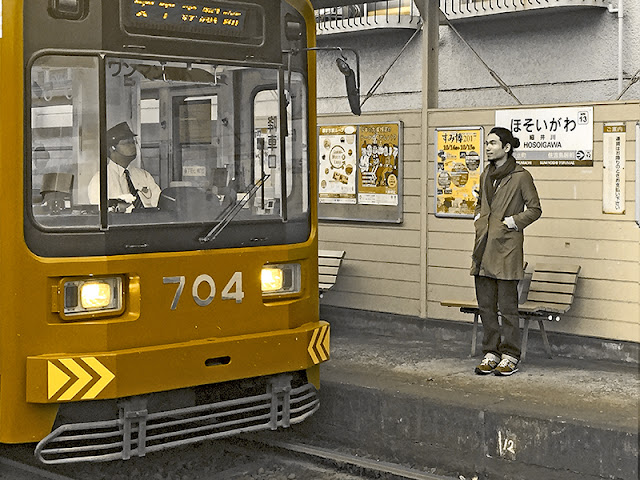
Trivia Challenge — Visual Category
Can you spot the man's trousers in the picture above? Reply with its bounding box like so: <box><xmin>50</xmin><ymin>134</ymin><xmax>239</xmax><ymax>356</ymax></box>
<box><xmin>474</xmin><ymin>275</ymin><xmax>521</xmax><ymax>360</ymax></box>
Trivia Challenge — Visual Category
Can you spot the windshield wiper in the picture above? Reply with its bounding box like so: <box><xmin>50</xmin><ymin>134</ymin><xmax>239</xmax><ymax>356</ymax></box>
<box><xmin>199</xmin><ymin>174</ymin><xmax>270</xmax><ymax>243</ymax></box>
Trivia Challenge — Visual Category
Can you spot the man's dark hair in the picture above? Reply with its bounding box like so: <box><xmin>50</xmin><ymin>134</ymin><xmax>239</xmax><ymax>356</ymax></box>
<box><xmin>489</xmin><ymin>127</ymin><xmax>520</xmax><ymax>153</ymax></box>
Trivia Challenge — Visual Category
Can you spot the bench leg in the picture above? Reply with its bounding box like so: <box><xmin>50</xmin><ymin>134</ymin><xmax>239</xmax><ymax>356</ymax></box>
<box><xmin>471</xmin><ymin>312</ymin><xmax>479</xmax><ymax>357</ymax></box>
<box><xmin>538</xmin><ymin>320</ymin><xmax>553</xmax><ymax>358</ymax></box>
<box><xmin>521</xmin><ymin>318</ymin><xmax>530</xmax><ymax>362</ymax></box>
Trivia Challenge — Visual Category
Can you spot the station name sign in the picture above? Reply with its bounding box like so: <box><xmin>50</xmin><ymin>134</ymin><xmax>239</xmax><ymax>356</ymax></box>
<box><xmin>496</xmin><ymin>106</ymin><xmax>594</xmax><ymax>166</ymax></box>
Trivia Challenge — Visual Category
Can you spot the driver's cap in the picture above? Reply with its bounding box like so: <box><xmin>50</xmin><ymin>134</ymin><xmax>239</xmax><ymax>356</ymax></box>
<box><xmin>107</xmin><ymin>122</ymin><xmax>137</xmax><ymax>149</ymax></box>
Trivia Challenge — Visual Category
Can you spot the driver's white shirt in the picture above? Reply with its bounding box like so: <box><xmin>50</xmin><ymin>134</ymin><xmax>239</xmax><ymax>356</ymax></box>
<box><xmin>88</xmin><ymin>160</ymin><xmax>161</xmax><ymax>208</ymax></box>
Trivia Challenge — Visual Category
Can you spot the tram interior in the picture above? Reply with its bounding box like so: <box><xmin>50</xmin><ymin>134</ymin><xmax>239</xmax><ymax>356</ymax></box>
<box><xmin>29</xmin><ymin>56</ymin><xmax>308</xmax><ymax>228</ymax></box>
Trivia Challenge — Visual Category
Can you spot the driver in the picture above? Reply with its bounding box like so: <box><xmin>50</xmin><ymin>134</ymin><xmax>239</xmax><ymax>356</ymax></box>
<box><xmin>88</xmin><ymin>122</ymin><xmax>161</xmax><ymax>210</ymax></box>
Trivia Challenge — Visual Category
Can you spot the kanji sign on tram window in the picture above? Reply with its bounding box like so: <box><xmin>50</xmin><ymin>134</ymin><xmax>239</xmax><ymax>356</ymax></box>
<box><xmin>435</xmin><ymin>127</ymin><xmax>484</xmax><ymax>218</ymax></box>
<box><xmin>495</xmin><ymin>106</ymin><xmax>593</xmax><ymax>166</ymax></box>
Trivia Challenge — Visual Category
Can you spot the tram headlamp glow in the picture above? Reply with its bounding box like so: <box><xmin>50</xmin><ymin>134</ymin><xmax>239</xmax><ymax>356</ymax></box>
<box><xmin>80</xmin><ymin>282</ymin><xmax>112</xmax><ymax>309</ymax></box>
<box><xmin>261</xmin><ymin>264</ymin><xmax>301</xmax><ymax>296</ymax></box>
<box><xmin>62</xmin><ymin>277</ymin><xmax>123</xmax><ymax>318</ymax></box>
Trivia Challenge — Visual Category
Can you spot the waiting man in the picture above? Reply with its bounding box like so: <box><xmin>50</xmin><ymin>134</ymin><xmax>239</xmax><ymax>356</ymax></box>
<box><xmin>472</xmin><ymin>127</ymin><xmax>542</xmax><ymax>376</ymax></box>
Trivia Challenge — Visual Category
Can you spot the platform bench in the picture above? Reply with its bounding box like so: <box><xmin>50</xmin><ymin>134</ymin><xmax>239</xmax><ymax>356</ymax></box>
<box><xmin>440</xmin><ymin>263</ymin><xmax>581</xmax><ymax>361</ymax></box>
<box><xmin>318</xmin><ymin>249</ymin><xmax>345</xmax><ymax>297</ymax></box>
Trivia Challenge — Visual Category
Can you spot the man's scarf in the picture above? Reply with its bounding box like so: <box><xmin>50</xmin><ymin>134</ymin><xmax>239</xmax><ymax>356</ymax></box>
<box><xmin>486</xmin><ymin>155</ymin><xmax>517</xmax><ymax>205</ymax></box>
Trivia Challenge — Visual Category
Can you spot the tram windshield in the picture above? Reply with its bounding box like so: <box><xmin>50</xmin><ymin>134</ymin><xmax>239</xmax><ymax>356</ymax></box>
<box><xmin>29</xmin><ymin>55</ymin><xmax>309</xmax><ymax>238</ymax></box>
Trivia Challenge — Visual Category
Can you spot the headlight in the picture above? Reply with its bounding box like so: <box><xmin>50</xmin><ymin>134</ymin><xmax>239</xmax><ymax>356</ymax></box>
<box><xmin>261</xmin><ymin>263</ymin><xmax>301</xmax><ymax>296</ymax></box>
<box><xmin>62</xmin><ymin>277</ymin><xmax>124</xmax><ymax>319</ymax></box>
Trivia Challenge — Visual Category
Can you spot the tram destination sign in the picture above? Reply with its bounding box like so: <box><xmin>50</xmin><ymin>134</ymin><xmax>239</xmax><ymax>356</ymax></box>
<box><xmin>496</xmin><ymin>106</ymin><xmax>594</xmax><ymax>166</ymax></box>
<box><xmin>123</xmin><ymin>0</ymin><xmax>262</xmax><ymax>41</ymax></box>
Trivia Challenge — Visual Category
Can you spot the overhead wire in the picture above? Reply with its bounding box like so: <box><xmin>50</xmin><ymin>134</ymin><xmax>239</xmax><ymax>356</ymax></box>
<box><xmin>615</xmin><ymin>66</ymin><xmax>640</xmax><ymax>100</ymax></box>
<box><xmin>360</xmin><ymin>21</ymin><xmax>424</xmax><ymax>108</ymax></box>
<box><xmin>442</xmin><ymin>14</ymin><xmax>522</xmax><ymax>105</ymax></box>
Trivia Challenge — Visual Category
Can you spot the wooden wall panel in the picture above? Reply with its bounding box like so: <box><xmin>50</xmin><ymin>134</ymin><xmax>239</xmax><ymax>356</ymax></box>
<box><xmin>317</xmin><ymin>102</ymin><xmax>639</xmax><ymax>343</ymax></box>
<box><xmin>427</xmin><ymin>102</ymin><xmax>640</xmax><ymax>343</ymax></box>
<box><xmin>318</xmin><ymin>110</ymin><xmax>425</xmax><ymax>317</ymax></box>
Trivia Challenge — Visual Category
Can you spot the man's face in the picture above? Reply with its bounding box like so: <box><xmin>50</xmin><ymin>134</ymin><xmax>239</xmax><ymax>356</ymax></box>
<box><xmin>111</xmin><ymin>137</ymin><xmax>137</xmax><ymax>167</ymax></box>
<box><xmin>485</xmin><ymin>133</ymin><xmax>509</xmax><ymax>163</ymax></box>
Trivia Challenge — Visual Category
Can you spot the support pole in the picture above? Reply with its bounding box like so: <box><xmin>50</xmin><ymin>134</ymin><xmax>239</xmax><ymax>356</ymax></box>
<box><xmin>420</xmin><ymin>0</ymin><xmax>440</xmax><ymax>318</ymax></box>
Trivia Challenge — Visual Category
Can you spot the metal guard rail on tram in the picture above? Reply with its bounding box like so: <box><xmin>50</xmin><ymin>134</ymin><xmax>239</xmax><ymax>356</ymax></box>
<box><xmin>35</xmin><ymin>376</ymin><xmax>319</xmax><ymax>464</ymax></box>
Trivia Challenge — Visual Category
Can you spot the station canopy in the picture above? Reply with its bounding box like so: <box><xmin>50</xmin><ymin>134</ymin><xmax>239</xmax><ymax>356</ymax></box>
<box><xmin>311</xmin><ymin>0</ymin><xmax>427</xmax><ymax>18</ymax></box>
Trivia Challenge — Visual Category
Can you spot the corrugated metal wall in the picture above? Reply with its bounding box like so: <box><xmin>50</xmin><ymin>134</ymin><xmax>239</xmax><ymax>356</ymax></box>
<box><xmin>318</xmin><ymin>101</ymin><xmax>640</xmax><ymax>343</ymax></box>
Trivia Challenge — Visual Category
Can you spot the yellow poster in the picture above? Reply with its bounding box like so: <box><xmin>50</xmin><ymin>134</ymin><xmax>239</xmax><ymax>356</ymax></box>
<box><xmin>435</xmin><ymin>127</ymin><xmax>484</xmax><ymax>217</ymax></box>
<box><xmin>357</xmin><ymin>123</ymin><xmax>399</xmax><ymax>206</ymax></box>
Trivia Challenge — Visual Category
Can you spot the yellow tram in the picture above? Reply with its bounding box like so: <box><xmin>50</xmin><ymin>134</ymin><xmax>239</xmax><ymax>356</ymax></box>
<box><xmin>0</xmin><ymin>0</ymin><xmax>326</xmax><ymax>463</ymax></box>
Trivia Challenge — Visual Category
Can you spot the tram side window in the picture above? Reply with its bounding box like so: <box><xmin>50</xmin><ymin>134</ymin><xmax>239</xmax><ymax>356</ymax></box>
<box><xmin>30</xmin><ymin>56</ymin><xmax>100</xmax><ymax>226</ymax></box>
<box><xmin>252</xmin><ymin>73</ymin><xmax>308</xmax><ymax>219</ymax></box>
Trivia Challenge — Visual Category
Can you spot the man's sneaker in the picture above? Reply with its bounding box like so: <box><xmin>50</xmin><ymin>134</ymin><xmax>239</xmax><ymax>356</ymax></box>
<box><xmin>475</xmin><ymin>353</ymin><xmax>500</xmax><ymax>375</ymax></box>
<box><xmin>494</xmin><ymin>355</ymin><xmax>519</xmax><ymax>376</ymax></box>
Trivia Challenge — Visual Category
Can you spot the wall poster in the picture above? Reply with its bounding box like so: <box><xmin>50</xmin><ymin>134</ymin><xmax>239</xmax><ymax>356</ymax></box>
<box><xmin>435</xmin><ymin>127</ymin><xmax>484</xmax><ymax>218</ymax></box>
<box><xmin>602</xmin><ymin>123</ymin><xmax>626</xmax><ymax>214</ymax></box>
<box><xmin>318</xmin><ymin>122</ymin><xmax>403</xmax><ymax>223</ymax></box>
<box><xmin>318</xmin><ymin>125</ymin><xmax>357</xmax><ymax>204</ymax></box>
<box><xmin>495</xmin><ymin>106</ymin><xmax>594</xmax><ymax>166</ymax></box>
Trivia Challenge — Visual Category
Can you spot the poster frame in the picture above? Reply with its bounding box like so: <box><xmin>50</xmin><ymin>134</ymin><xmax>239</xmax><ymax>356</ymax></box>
<box><xmin>434</xmin><ymin>126</ymin><xmax>485</xmax><ymax>219</ymax></box>
<box><xmin>318</xmin><ymin>122</ymin><xmax>403</xmax><ymax>224</ymax></box>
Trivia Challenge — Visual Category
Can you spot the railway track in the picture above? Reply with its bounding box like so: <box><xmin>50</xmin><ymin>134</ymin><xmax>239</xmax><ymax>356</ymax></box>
<box><xmin>0</xmin><ymin>437</ymin><xmax>458</xmax><ymax>480</ymax></box>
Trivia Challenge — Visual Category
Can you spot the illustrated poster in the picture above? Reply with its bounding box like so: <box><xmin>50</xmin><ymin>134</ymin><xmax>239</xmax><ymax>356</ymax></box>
<box><xmin>435</xmin><ymin>127</ymin><xmax>484</xmax><ymax>217</ymax></box>
<box><xmin>357</xmin><ymin>124</ymin><xmax>399</xmax><ymax>206</ymax></box>
<box><xmin>318</xmin><ymin>125</ymin><xmax>357</xmax><ymax>204</ymax></box>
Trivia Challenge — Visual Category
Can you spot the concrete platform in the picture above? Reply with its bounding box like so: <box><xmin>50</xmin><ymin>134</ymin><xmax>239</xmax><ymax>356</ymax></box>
<box><xmin>272</xmin><ymin>308</ymin><xmax>639</xmax><ymax>480</ymax></box>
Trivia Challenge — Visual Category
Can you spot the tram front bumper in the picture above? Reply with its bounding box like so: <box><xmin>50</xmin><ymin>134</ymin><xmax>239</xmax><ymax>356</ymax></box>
<box><xmin>26</xmin><ymin>321</ymin><xmax>329</xmax><ymax>404</ymax></box>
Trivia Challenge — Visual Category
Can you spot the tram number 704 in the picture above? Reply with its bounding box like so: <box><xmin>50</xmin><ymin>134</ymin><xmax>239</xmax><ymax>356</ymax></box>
<box><xmin>163</xmin><ymin>272</ymin><xmax>244</xmax><ymax>310</ymax></box>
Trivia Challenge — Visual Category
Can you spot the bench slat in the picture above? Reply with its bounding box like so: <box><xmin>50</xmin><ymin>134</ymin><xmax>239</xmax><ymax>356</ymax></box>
<box><xmin>531</xmin><ymin>271</ymin><xmax>579</xmax><ymax>285</ymax></box>
<box><xmin>533</xmin><ymin>263</ymin><xmax>581</xmax><ymax>274</ymax></box>
<box><xmin>319</xmin><ymin>258</ymin><xmax>343</xmax><ymax>268</ymax></box>
<box><xmin>319</xmin><ymin>265</ymin><xmax>341</xmax><ymax>275</ymax></box>
<box><xmin>528</xmin><ymin>282</ymin><xmax>576</xmax><ymax>295</ymax></box>
<box><xmin>518</xmin><ymin>301</ymin><xmax>570</xmax><ymax>315</ymax></box>
<box><xmin>527</xmin><ymin>291</ymin><xmax>574</xmax><ymax>305</ymax></box>
<box><xmin>318</xmin><ymin>250</ymin><xmax>345</xmax><ymax>259</ymax></box>
<box><xmin>319</xmin><ymin>273</ymin><xmax>339</xmax><ymax>283</ymax></box>
<box><xmin>440</xmin><ymin>300</ymin><xmax>478</xmax><ymax>309</ymax></box>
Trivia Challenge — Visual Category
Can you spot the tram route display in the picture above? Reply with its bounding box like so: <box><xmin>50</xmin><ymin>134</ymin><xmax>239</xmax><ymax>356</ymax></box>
<box><xmin>123</xmin><ymin>0</ymin><xmax>262</xmax><ymax>40</ymax></box>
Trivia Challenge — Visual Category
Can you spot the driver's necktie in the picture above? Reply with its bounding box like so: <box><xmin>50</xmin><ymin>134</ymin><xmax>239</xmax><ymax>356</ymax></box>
<box><xmin>124</xmin><ymin>169</ymin><xmax>144</xmax><ymax>209</ymax></box>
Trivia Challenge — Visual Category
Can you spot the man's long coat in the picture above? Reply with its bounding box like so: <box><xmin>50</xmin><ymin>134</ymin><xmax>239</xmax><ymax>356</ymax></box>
<box><xmin>471</xmin><ymin>160</ymin><xmax>542</xmax><ymax>280</ymax></box>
